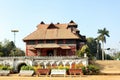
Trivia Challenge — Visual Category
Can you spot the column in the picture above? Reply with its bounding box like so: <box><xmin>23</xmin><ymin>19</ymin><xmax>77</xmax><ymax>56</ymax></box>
<box><xmin>43</xmin><ymin>62</ymin><xmax>48</xmax><ymax>69</ymax></box>
<box><xmin>37</xmin><ymin>49</ymin><xmax>41</xmax><ymax>56</ymax></box>
<box><xmin>62</xmin><ymin>61</ymin><xmax>67</xmax><ymax>68</ymax></box>
<box><xmin>69</xmin><ymin>61</ymin><xmax>73</xmax><ymax>69</ymax></box>
<box><xmin>54</xmin><ymin>49</ymin><xmax>57</xmax><ymax>56</ymax></box>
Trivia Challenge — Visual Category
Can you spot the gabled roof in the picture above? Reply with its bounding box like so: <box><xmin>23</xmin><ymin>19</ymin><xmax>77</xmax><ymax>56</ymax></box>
<box><xmin>23</xmin><ymin>21</ymin><xmax>83</xmax><ymax>41</ymax></box>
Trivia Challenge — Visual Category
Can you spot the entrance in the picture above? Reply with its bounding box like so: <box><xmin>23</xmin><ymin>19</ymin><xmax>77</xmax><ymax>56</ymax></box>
<box><xmin>17</xmin><ymin>63</ymin><xmax>27</xmax><ymax>73</ymax></box>
<box><xmin>47</xmin><ymin>50</ymin><xmax>54</xmax><ymax>56</ymax></box>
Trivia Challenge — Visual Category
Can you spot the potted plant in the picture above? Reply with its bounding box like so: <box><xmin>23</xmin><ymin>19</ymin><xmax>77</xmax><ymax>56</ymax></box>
<box><xmin>68</xmin><ymin>63</ymin><xmax>83</xmax><ymax>75</ymax></box>
<box><xmin>33</xmin><ymin>65</ymin><xmax>50</xmax><ymax>76</ymax></box>
<box><xmin>0</xmin><ymin>65</ymin><xmax>12</xmax><ymax>76</ymax></box>
<box><xmin>19</xmin><ymin>65</ymin><xmax>34</xmax><ymax>76</ymax></box>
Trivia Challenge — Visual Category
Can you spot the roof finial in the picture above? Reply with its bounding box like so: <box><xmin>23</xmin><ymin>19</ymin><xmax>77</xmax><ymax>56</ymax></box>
<box><xmin>69</xmin><ymin>20</ymin><xmax>75</xmax><ymax>23</ymax></box>
<box><xmin>40</xmin><ymin>21</ymin><xmax>45</xmax><ymax>24</ymax></box>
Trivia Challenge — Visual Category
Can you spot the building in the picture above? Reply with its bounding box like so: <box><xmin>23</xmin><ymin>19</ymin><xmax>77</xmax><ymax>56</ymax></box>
<box><xmin>23</xmin><ymin>20</ymin><xmax>86</xmax><ymax>56</ymax></box>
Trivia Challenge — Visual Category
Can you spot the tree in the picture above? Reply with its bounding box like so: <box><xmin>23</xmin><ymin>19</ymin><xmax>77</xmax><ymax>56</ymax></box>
<box><xmin>113</xmin><ymin>51</ymin><xmax>120</xmax><ymax>60</ymax></box>
<box><xmin>0</xmin><ymin>42</ymin><xmax>4</xmax><ymax>56</ymax></box>
<box><xmin>10</xmin><ymin>48</ymin><xmax>25</xmax><ymax>56</ymax></box>
<box><xmin>87</xmin><ymin>37</ymin><xmax>97</xmax><ymax>57</ymax></box>
<box><xmin>0</xmin><ymin>39</ymin><xmax>25</xmax><ymax>57</ymax></box>
<box><xmin>76</xmin><ymin>44</ymin><xmax>91</xmax><ymax>58</ymax></box>
<box><xmin>2</xmin><ymin>40</ymin><xmax>15</xmax><ymax>56</ymax></box>
<box><xmin>97</xmin><ymin>28</ymin><xmax>110</xmax><ymax>60</ymax></box>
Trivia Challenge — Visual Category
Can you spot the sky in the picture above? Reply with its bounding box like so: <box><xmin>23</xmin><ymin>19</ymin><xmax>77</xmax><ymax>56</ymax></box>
<box><xmin>0</xmin><ymin>0</ymin><xmax>120</xmax><ymax>52</ymax></box>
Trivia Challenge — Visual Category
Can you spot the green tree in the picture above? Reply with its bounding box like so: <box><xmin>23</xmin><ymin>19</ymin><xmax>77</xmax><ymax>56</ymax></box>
<box><xmin>113</xmin><ymin>51</ymin><xmax>120</xmax><ymax>60</ymax></box>
<box><xmin>10</xmin><ymin>48</ymin><xmax>25</xmax><ymax>56</ymax></box>
<box><xmin>97</xmin><ymin>28</ymin><xmax>110</xmax><ymax>60</ymax></box>
<box><xmin>86</xmin><ymin>37</ymin><xmax>97</xmax><ymax>58</ymax></box>
<box><xmin>76</xmin><ymin>44</ymin><xmax>91</xmax><ymax>58</ymax></box>
<box><xmin>0</xmin><ymin>42</ymin><xmax>4</xmax><ymax>56</ymax></box>
<box><xmin>2</xmin><ymin>40</ymin><xmax>15</xmax><ymax>56</ymax></box>
<box><xmin>0</xmin><ymin>39</ymin><xmax>25</xmax><ymax>56</ymax></box>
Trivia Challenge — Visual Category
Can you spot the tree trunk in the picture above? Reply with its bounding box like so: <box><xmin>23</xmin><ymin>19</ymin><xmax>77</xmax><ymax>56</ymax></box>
<box><xmin>102</xmin><ymin>42</ymin><xmax>104</xmax><ymax>60</ymax></box>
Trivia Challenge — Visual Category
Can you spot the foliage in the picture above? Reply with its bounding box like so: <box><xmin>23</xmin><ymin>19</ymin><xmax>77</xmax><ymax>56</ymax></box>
<box><xmin>97</xmin><ymin>28</ymin><xmax>110</xmax><ymax>60</ymax></box>
<box><xmin>82</xmin><ymin>65</ymin><xmax>100</xmax><ymax>75</ymax></box>
<box><xmin>113</xmin><ymin>51</ymin><xmax>120</xmax><ymax>60</ymax></box>
<box><xmin>33</xmin><ymin>65</ymin><xmax>42</xmax><ymax>71</ymax></box>
<box><xmin>21</xmin><ymin>65</ymin><xmax>34</xmax><ymax>70</ymax></box>
<box><xmin>57</xmin><ymin>65</ymin><xmax>70</xmax><ymax>71</ymax></box>
<box><xmin>75</xmin><ymin>63</ymin><xmax>84</xmax><ymax>69</ymax></box>
<box><xmin>105</xmin><ymin>54</ymin><xmax>114</xmax><ymax>60</ymax></box>
<box><xmin>76</xmin><ymin>44</ymin><xmax>91</xmax><ymax>57</ymax></box>
<box><xmin>0</xmin><ymin>39</ymin><xmax>25</xmax><ymax>57</ymax></box>
<box><xmin>0</xmin><ymin>65</ymin><xmax>12</xmax><ymax>70</ymax></box>
<box><xmin>0</xmin><ymin>52</ymin><xmax>3</xmax><ymax>56</ymax></box>
<box><xmin>97</xmin><ymin>28</ymin><xmax>110</xmax><ymax>43</ymax></box>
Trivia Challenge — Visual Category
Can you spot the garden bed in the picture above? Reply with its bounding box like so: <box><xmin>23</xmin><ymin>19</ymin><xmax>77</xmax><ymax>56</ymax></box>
<box><xmin>36</xmin><ymin>69</ymin><xmax>50</xmax><ymax>76</ymax></box>
<box><xmin>68</xmin><ymin>69</ymin><xmax>83</xmax><ymax>75</ymax></box>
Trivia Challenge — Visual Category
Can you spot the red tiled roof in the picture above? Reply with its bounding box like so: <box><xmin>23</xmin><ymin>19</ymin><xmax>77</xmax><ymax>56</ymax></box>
<box><xmin>23</xmin><ymin>21</ymin><xmax>81</xmax><ymax>41</ymax></box>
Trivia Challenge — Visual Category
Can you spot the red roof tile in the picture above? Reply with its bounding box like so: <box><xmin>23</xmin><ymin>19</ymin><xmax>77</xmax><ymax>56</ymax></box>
<box><xmin>23</xmin><ymin>21</ymin><xmax>82</xmax><ymax>41</ymax></box>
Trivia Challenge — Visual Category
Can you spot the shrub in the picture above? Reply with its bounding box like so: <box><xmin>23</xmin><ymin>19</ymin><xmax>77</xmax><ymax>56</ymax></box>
<box><xmin>82</xmin><ymin>65</ymin><xmax>100</xmax><ymax>75</ymax></box>
<box><xmin>21</xmin><ymin>65</ymin><xmax>34</xmax><ymax>70</ymax></box>
<box><xmin>57</xmin><ymin>65</ymin><xmax>69</xmax><ymax>71</ymax></box>
<box><xmin>0</xmin><ymin>65</ymin><xmax>12</xmax><ymax>70</ymax></box>
<box><xmin>33</xmin><ymin>65</ymin><xmax>42</xmax><ymax>72</ymax></box>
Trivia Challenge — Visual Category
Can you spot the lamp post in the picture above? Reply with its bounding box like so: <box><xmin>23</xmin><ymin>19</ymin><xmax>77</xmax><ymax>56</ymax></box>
<box><xmin>104</xmin><ymin>48</ymin><xmax>110</xmax><ymax>60</ymax></box>
<box><xmin>11</xmin><ymin>29</ymin><xmax>19</xmax><ymax>56</ymax></box>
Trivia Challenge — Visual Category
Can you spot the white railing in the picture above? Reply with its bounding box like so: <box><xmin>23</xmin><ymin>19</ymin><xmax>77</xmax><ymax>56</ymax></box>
<box><xmin>0</xmin><ymin>56</ymin><xmax>85</xmax><ymax>60</ymax></box>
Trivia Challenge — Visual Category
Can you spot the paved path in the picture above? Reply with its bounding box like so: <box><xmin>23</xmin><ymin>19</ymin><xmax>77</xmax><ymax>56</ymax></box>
<box><xmin>0</xmin><ymin>75</ymin><xmax>120</xmax><ymax>80</ymax></box>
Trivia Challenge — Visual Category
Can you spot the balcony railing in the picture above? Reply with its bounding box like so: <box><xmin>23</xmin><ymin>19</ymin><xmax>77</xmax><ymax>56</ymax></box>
<box><xmin>0</xmin><ymin>56</ymin><xmax>86</xmax><ymax>60</ymax></box>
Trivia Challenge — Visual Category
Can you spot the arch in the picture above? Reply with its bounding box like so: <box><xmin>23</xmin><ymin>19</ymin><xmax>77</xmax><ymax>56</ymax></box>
<box><xmin>17</xmin><ymin>63</ymin><xmax>27</xmax><ymax>73</ymax></box>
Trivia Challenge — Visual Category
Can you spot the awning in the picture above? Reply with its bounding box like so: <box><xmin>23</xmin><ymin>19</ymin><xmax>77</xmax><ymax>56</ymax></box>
<box><xmin>35</xmin><ymin>44</ymin><xmax>60</xmax><ymax>48</ymax></box>
<box><xmin>60</xmin><ymin>45</ymin><xmax>71</xmax><ymax>49</ymax></box>
<box><xmin>29</xmin><ymin>47</ymin><xmax>36</xmax><ymax>50</ymax></box>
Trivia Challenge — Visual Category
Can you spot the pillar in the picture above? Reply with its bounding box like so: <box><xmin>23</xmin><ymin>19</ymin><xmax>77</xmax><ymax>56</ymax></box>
<box><xmin>69</xmin><ymin>61</ymin><xmax>73</xmax><ymax>69</ymax></box>
<box><xmin>54</xmin><ymin>49</ymin><xmax>57</xmax><ymax>56</ymax></box>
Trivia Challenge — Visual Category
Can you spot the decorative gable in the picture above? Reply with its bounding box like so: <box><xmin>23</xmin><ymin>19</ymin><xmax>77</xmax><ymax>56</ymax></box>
<box><xmin>47</xmin><ymin>23</ymin><xmax>59</xmax><ymax>29</ymax></box>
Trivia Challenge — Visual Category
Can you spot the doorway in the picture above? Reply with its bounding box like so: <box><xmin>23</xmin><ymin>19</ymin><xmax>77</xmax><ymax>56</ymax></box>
<box><xmin>47</xmin><ymin>50</ymin><xmax>54</xmax><ymax>56</ymax></box>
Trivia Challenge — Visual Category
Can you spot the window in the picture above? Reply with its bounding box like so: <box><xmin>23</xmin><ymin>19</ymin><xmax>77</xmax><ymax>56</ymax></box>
<box><xmin>27</xmin><ymin>40</ymin><xmax>35</xmax><ymax>45</ymax></box>
<box><xmin>57</xmin><ymin>40</ymin><xmax>64</xmax><ymax>44</ymax></box>
<box><xmin>66</xmin><ymin>39</ymin><xmax>75</xmax><ymax>44</ymax></box>
<box><xmin>38</xmin><ymin>40</ymin><xmax>44</xmax><ymax>44</ymax></box>
<box><xmin>46</xmin><ymin>40</ymin><xmax>55</xmax><ymax>43</ymax></box>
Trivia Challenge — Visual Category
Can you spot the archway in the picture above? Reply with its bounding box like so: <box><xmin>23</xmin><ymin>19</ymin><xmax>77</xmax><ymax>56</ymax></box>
<box><xmin>17</xmin><ymin>63</ymin><xmax>27</xmax><ymax>73</ymax></box>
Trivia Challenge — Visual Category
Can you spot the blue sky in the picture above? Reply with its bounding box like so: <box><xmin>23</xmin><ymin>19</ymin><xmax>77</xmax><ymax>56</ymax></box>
<box><xmin>0</xmin><ymin>0</ymin><xmax>120</xmax><ymax>51</ymax></box>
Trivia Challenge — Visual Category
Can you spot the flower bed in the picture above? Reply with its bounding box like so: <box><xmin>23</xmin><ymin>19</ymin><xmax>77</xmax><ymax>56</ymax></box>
<box><xmin>68</xmin><ymin>69</ymin><xmax>83</xmax><ymax>75</ymax></box>
<box><xmin>36</xmin><ymin>69</ymin><xmax>50</xmax><ymax>76</ymax></box>
<box><xmin>19</xmin><ymin>65</ymin><xmax>34</xmax><ymax>76</ymax></box>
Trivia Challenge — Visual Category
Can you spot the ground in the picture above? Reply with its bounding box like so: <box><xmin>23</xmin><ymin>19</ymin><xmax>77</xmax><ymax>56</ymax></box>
<box><xmin>0</xmin><ymin>75</ymin><xmax>120</xmax><ymax>80</ymax></box>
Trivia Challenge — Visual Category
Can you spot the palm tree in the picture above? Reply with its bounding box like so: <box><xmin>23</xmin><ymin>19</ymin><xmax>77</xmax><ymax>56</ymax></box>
<box><xmin>97</xmin><ymin>28</ymin><xmax>110</xmax><ymax>60</ymax></box>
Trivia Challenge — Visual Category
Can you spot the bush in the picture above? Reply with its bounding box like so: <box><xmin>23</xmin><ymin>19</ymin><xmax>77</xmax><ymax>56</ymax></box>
<box><xmin>82</xmin><ymin>65</ymin><xmax>100</xmax><ymax>75</ymax></box>
<box><xmin>21</xmin><ymin>65</ymin><xmax>34</xmax><ymax>70</ymax></box>
<box><xmin>0</xmin><ymin>65</ymin><xmax>12</xmax><ymax>70</ymax></box>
